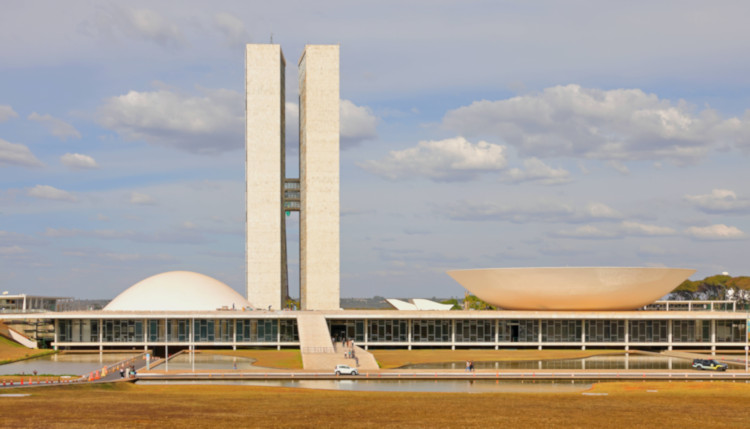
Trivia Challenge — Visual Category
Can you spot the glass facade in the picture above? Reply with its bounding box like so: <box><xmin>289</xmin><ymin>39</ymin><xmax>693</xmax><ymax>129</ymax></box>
<box><xmin>455</xmin><ymin>320</ymin><xmax>495</xmax><ymax>342</ymax></box>
<box><xmin>498</xmin><ymin>320</ymin><xmax>538</xmax><ymax>342</ymax></box>
<box><xmin>716</xmin><ymin>320</ymin><xmax>747</xmax><ymax>342</ymax></box>
<box><xmin>672</xmin><ymin>320</ymin><xmax>709</xmax><ymax>342</ymax></box>
<box><xmin>58</xmin><ymin>319</ymin><xmax>99</xmax><ymax>342</ymax></box>
<box><xmin>236</xmin><ymin>319</ymin><xmax>279</xmax><ymax>342</ymax></box>
<box><xmin>412</xmin><ymin>319</ymin><xmax>451</xmax><ymax>342</ymax></box>
<box><xmin>586</xmin><ymin>320</ymin><xmax>625</xmax><ymax>342</ymax></box>
<box><xmin>629</xmin><ymin>320</ymin><xmax>668</xmax><ymax>342</ymax></box>
<box><xmin>541</xmin><ymin>320</ymin><xmax>582</xmax><ymax>342</ymax></box>
<box><xmin>52</xmin><ymin>317</ymin><xmax>750</xmax><ymax>347</ymax></box>
<box><xmin>368</xmin><ymin>319</ymin><xmax>407</xmax><ymax>342</ymax></box>
<box><xmin>328</xmin><ymin>319</ymin><xmax>365</xmax><ymax>342</ymax></box>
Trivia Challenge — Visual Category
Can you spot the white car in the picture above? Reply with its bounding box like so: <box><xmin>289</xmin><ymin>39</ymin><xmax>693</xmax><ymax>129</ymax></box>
<box><xmin>334</xmin><ymin>364</ymin><xmax>358</xmax><ymax>376</ymax></box>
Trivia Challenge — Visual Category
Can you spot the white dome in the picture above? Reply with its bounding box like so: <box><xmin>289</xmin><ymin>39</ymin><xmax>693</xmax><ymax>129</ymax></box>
<box><xmin>104</xmin><ymin>271</ymin><xmax>252</xmax><ymax>311</ymax></box>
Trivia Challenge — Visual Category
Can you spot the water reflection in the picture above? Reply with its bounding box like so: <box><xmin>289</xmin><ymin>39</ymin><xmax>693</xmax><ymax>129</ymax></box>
<box><xmin>0</xmin><ymin>353</ymin><xmax>138</xmax><ymax>376</ymax></box>
<box><xmin>401</xmin><ymin>355</ymin><xmax>693</xmax><ymax>370</ymax></box>
<box><xmin>138</xmin><ymin>379</ymin><xmax>592</xmax><ymax>393</ymax></box>
<box><xmin>152</xmin><ymin>353</ymin><xmax>260</xmax><ymax>370</ymax></box>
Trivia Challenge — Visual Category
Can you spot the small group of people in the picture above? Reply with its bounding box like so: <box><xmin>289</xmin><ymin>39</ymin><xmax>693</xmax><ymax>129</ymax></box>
<box><xmin>465</xmin><ymin>360</ymin><xmax>475</xmax><ymax>372</ymax></box>
<box><xmin>119</xmin><ymin>365</ymin><xmax>137</xmax><ymax>379</ymax></box>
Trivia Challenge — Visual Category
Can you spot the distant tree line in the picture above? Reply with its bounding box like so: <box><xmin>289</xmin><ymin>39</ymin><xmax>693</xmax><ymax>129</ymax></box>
<box><xmin>669</xmin><ymin>275</ymin><xmax>750</xmax><ymax>304</ymax></box>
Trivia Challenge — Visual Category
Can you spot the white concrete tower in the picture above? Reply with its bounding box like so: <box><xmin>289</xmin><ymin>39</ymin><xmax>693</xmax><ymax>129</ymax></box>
<box><xmin>298</xmin><ymin>45</ymin><xmax>340</xmax><ymax>310</ymax></box>
<box><xmin>246</xmin><ymin>44</ymin><xmax>287</xmax><ymax>310</ymax></box>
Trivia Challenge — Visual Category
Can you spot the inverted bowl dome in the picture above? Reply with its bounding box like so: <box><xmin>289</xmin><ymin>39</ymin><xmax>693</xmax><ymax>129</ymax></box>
<box><xmin>447</xmin><ymin>267</ymin><xmax>695</xmax><ymax>311</ymax></box>
<box><xmin>104</xmin><ymin>271</ymin><xmax>252</xmax><ymax>311</ymax></box>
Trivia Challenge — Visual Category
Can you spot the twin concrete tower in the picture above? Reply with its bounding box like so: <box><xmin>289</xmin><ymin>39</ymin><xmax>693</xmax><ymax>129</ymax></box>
<box><xmin>245</xmin><ymin>44</ymin><xmax>340</xmax><ymax>311</ymax></box>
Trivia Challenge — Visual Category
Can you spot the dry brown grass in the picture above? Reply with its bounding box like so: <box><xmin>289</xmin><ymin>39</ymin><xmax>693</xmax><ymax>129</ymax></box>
<box><xmin>0</xmin><ymin>336</ymin><xmax>54</xmax><ymax>364</ymax></box>
<box><xmin>1</xmin><ymin>381</ymin><xmax>749</xmax><ymax>428</ymax></box>
<box><xmin>199</xmin><ymin>349</ymin><xmax>303</xmax><ymax>369</ymax></box>
<box><xmin>372</xmin><ymin>348</ymin><xmax>626</xmax><ymax>369</ymax></box>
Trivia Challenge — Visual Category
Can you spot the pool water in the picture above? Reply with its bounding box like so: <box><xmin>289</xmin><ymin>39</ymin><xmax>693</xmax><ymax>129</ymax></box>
<box><xmin>0</xmin><ymin>353</ymin><xmax>138</xmax><ymax>376</ymax></box>
<box><xmin>151</xmin><ymin>353</ymin><xmax>260</xmax><ymax>371</ymax></box>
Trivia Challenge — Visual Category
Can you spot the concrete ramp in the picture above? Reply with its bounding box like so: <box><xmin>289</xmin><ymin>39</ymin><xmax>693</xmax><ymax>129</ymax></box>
<box><xmin>296</xmin><ymin>314</ymin><xmax>378</xmax><ymax>370</ymax></box>
<box><xmin>0</xmin><ymin>322</ymin><xmax>37</xmax><ymax>349</ymax></box>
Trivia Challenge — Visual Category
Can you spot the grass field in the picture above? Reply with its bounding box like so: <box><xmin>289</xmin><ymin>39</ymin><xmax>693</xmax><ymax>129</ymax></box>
<box><xmin>0</xmin><ymin>336</ymin><xmax>55</xmax><ymax>365</ymax></box>
<box><xmin>199</xmin><ymin>349</ymin><xmax>303</xmax><ymax>369</ymax></box>
<box><xmin>1</xmin><ymin>381</ymin><xmax>749</xmax><ymax>428</ymax></box>
<box><xmin>371</xmin><ymin>349</ymin><xmax>626</xmax><ymax>369</ymax></box>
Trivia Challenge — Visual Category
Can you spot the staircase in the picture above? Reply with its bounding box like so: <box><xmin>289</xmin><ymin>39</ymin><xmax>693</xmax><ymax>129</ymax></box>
<box><xmin>296</xmin><ymin>314</ymin><xmax>378</xmax><ymax>370</ymax></box>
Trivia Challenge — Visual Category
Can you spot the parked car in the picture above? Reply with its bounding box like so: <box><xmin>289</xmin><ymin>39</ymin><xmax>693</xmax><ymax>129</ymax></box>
<box><xmin>692</xmin><ymin>359</ymin><xmax>728</xmax><ymax>371</ymax></box>
<box><xmin>334</xmin><ymin>364</ymin><xmax>358</xmax><ymax>376</ymax></box>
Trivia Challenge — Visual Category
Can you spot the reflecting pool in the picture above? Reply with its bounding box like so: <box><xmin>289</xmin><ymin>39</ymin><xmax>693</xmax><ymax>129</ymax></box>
<box><xmin>151</xmin><ymin>353</ymin><xmax>260</xmax><ymax>371</ymax></box>
<box><xmin>401</xmin><ymin>355</ymin><xmax>693</xmax><ymax>370</ymax></box>
<box><xmin>0</xmin><ymin>353</ymin><xmax>138</xmax><ymax>376</ymax></box>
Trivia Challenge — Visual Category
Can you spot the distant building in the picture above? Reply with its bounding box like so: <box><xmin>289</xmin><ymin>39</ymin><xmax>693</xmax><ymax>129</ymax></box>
<box><xmin>0</xmin><ymin>293</ymin><xmax>72</xmax><ymax>313</ymax></box>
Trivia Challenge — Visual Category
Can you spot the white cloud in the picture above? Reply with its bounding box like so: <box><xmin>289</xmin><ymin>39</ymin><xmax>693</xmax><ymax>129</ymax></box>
<box><xmin>685</xmin><ymin>224</ymin><xmax>745</xmax><ymax>240</ymax></box>
<box><xmin>551</xmin><ymin>225</ymin><xmax>618</xmax><ymax>239</ymax></box>
<box><xmin>341</xmin><ymin>99</ymin><xmax>377</xmax><ymax>147</ymax></box>
<box><xmin>444</xmin><ymin>200</ymin><xmax>621</xmax><ymax>223</ymax></box>
<box><xmin>0</xmin><ymin>138</ymin><xmax>43</xmax><ymax>167</ymax></box>
<box><xmin>60</xmin><ymin>153</ymin><xmax>98</xmax><ymax>170</ymax></box>
<box><xmin>27</xmin><ymin>185</ymin><xmax>77</xmax><ymax>202</ymax></box>
<box><xmin>0</xmin><ymin>105</ymin><xmax>18</xmax><ymax>122</ymax></box>
<box><xmin>80</xmin><ymin>6</ymin><xmax>185</xmax><ymax>48</ymax></box>
<box><xmin>213</xmin><ymin>12</ymin><xmax>249</xmax><ymax>48</ymax></box>
<box><xmin>129</xmin><ymin>192</ymin><xmax>156</xmax><ymax>205</ymax></box>
<box><xmin>620</xmin><ymin>221</ymin><xmax>677</xmax><ymax>236</ymax></box>
<box><xmin>685</xmin><ymin>189</ymin><xmax>750</xmax><ymax>214</ymax></box>
<box><xmin>27</xmin><ymin>112</ymin><xmax>81</xmax><ymax>140</ymax></box>
<box><xmin>97</xmin><ymin>87</ymin><xmax>243</xmax><ymax>154</ymax></box>
<box><xmin>0</xmin><ymin>245</ymin><xmax>28</xmax><ymax>255</ymax></box>
<box><xmin>360</xmin><ymin>137</ymin><xmax>506</xmax><ymax>181</ymax></box>
<box><xmin>504</xmin><ymin>157</ymin><xmax>571</xmax><ymax>185</ymax></box>
<box><xmin>443</xmin><ymin>84</ymin><xmax>750</xmax><ymax>163</ymax></box>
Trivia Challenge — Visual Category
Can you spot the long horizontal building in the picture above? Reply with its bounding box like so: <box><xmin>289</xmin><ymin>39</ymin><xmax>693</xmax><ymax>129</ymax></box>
<box><xmin>1</xmin><ymin>309</ymin><xmax>745</xmax><ymax>353</ymax></box>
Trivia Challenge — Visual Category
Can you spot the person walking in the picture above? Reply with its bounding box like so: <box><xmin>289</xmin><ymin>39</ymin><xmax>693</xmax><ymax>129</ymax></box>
<box><xmin>119</xmin><ymin>367</ymin><xmax>125</xmax><ymax>378</ymax></box>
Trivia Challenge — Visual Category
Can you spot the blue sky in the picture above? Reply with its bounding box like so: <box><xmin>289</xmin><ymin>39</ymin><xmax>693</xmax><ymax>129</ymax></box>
<box><xmin>1</xmin><ymin>1</ymin><xmax>750</xmax><ymax>300</ymax></box>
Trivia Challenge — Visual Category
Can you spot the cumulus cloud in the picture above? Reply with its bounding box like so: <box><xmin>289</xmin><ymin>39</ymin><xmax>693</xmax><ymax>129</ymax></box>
<box><xmin>443</xmin><ymin>84</ymin><xmax>750</xmax><ymax>163</ymax></box>
<box><xmin>620</xmin><ymin>221</ymin><xmax>677</xmax><ymax>236</ymax></box>
<box><xmin>0</xmin><ymin>245</ymin><xmax>28</xmax><ymax>255</ymax></box>
<box><xmin>685</xmin><ymin>224</ymin><xmax>745</xmax><ymax>240</ymax></box>
<box><xmin>551</xmin><ymin>225</ymin><xmax>618</xmax><ymax>239</ymax></box>
<box><xmin>360</xmin><ymin>137</ymin><xmax>506</xmax><ymax>181</ymax></box>
<box><xmin>80</xmin><ymin>6</ymin><xmax>185</xmax><ymax>48</ymax></box>
<box><xmin>27</xmin><ymin>185</ymin><xmax>77</xmax><ymax>202</ymax></box>
<box><xmin>60</xmin><ymin>153</ymin><xmax>98</xmax><ymax>170</ymax></box>
<box><xmin>684</xmin><ymin>189</ymin><xmax>750</xmax><ymax>214</ymax></box>
<box><xmin>129</xmin><ymin>192</ymin><xmax>156</xmax><ymax>205</ymax></box>
<box><xmin>340</xmin><ymin>99</ymin><xmax>377</xmax><ymax>147</ymax></box>
<box><xmin>0</xmin><ymin>138</ymin><xmax>43</xmax><ymax>167</ymax></box>
<box><xmin>27</xmin><ymin>112</ymin><xmax>81</xmax><ymax>140</ymax></box>
<box><xmin>97</xmin><ymin>87</ymin><xmax>243</xmax><ymax>154</ymax></box>
<box><xmin>0</xmin><ymin>105</ymin><xmax>18</xmax><ymax>122</ymax></box>
<box><xmin>443</xmin><ymin>200</ymin><xmax>621</xmax><ymax>223</ymax></box>
<box><xmin>503</xmin><ymin>158</ymin><xmax>571</xmax><ymax>185</ymax></box>
<box><xmin>213</xmin><ymin>12</ymin><xmax>249</xmax><ymax>48</ymax></box>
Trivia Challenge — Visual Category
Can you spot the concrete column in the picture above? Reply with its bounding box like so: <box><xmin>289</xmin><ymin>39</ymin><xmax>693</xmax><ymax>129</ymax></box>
<box><xmin>668</xmin><ymin>319</ymin><xmax>673</xmax><ymax>351</ymax></box>
<box><xmin>451</xmin><ymin>319</ymin><xmax>456</xmax><ymax>351</ymax></box>
<box><xmin>53</xmin><ymin>319</ymin><xmax>58</xmax><ymax>351</ymax></box>
<box><xmin>494</xmin><ymin>319</ymin><xmax>499</xmax><ymax>350</ymax></box>
<box><xmin>407</xmin><ymin>319</ymin><xmax>412</xmax><ymax>350</ymax></box>
<box><xmin>190</xmin><ymin>318</ymin><xmax>194</xmax><ymax>353</ymax></box>
<box><xmin>233</xmin><ymin>319</ymin><xmax>237</xmax><ymax>351</ymax></box>
<box><xmin>277</xmin><ymin>319</ymin><xmax>281</xmax><ymax>350</ymax></box>
<box><xmin>711</xmin><ymin>319</ymin><xmax>716</xmax><ymax>354</ymax></box>
<box><xmin>538</xmin><ymin>319</ymin><xmax>542</xmax><ymax>350</ymax></box>
<box><xmin>99</xmin><ymin>318</ymin><xmax>103</xmax><ymax>355</ymax></box>
<box><xmin>624</xmin><ymin>319</ymin><xmax>629</xmax><ymax>351</ymax></box>
<box><xmin>364</xmin><ymin>319</ymin><xmax>368</xmax><ymax>350</ymax></box>
<box><xmin>581</xmin><ymin>319</ymin><xmax>586</xmax><ymax>350</ymax></box>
